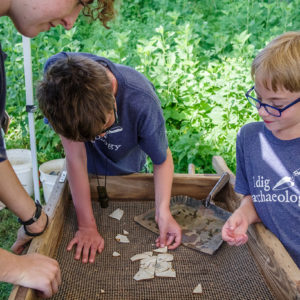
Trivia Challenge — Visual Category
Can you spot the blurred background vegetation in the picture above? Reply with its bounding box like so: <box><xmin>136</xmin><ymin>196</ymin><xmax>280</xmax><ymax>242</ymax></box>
<box><xmin>0</xmin><ymin>0</ymin><xmax>300</xmax><ymax>298</ymax></box>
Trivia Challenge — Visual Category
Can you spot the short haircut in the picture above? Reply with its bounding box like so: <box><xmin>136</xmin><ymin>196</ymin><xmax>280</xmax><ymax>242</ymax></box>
<box><xmin>37</xmin><ymin>55</ymin><xmax>115</xmax><ymax>141</ymax></box>
<box><xmin>251</xmin><ymin>31</ymin><xmax>300</xmax><ymax>92</ymax></box>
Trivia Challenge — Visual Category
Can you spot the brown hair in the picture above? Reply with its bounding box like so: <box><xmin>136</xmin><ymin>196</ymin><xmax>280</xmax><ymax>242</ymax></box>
<box><xmin>37</xmin><ymin>55</ymin><xmax>115</xmax><ymax>141</ymax></box>
<box><xmin>83</xmin><ymin>0</ymin><xmax>116</xmax><ymax>28</ymax></box>
<box><xmin>251</xmin><ymin>31</ymin><xmax>300</xmax><ymax>92</ymax></box>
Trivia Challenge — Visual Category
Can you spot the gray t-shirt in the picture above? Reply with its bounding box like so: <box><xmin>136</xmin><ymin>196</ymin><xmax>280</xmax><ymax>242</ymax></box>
<box><xmin>235</xmin><ymin>122</ymin><xmax>300</xmax><ymax>267</ymax></box>
<box><xmin>0</xmin><ymin>44</ymin><xmax>7</xmax><ymax>162</ymax></box>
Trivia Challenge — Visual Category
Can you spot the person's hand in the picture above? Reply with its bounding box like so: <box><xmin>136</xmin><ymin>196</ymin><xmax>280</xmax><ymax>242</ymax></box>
<box><xmin>11</xmin><ymin>211</ymin><xmax>48</xmax><ymax>255</ymax></box>
<box><xmin>67</xmin><ymin>227</ymin><xmax>104</xmax><ymax>263</ymax></box>
<box><xmin>222</xmin><ymin>209</ymin><xmax>249</xmax><ymax>246</ymax></box>
<box><xmin>155</xmin><ymin>211</ymin><xmax>181</xmax><ymax>249</ymax></box>
<box><xmin>13</xmin><ymin>253</ymin><xmax>61</xmax><ymax>298</ymax></box>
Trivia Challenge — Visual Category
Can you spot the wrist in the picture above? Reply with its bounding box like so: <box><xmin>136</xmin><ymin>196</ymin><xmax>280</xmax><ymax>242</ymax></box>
<box><xmin>25</xmin><ymin>210</ymin><xmax>48</xmax><ymax>235</ymax></box>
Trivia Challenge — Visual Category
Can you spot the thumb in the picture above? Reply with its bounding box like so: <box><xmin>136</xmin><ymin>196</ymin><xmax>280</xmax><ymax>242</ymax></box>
<box><xmin>11</xmin><ymin>240</ymin><xmax>26</xmax><ymax>255</ymax></box>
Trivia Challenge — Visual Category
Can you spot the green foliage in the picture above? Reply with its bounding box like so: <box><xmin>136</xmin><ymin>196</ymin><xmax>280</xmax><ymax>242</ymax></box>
<box><xmin>0</xmin><ymin>1</ymin><xmax>300</xmax><ymax>298</ymax></box>
<box><xmin>0</xmin><ymin>0</ymin><xmax>300</xmax><ymax>172</ymax></box>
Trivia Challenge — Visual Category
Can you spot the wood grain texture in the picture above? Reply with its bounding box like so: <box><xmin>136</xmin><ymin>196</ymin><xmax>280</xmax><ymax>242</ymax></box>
<box><xmin>89</xmin><ymin>173</ymin><xmax>221</xmax><ymax>201</ymax></box>
<box><xmin>212</xmin><ymin>155</ymin><xmax>300</xmax><ymax>300</ymax></box>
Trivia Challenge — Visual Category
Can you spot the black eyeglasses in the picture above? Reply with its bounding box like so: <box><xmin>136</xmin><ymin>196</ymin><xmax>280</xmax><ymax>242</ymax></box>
<box><xmin>100</xmin><ymin>106</ymin><xmax>119</xmax><ymax>134</ymax></box>
<box><xmin>245</xmin><ymin>86</ymin><xmax>300</xmax><ymax>117</ymax></box>
<box><xmin>92</xmin><ymin>106</ymin><xmax>119</xmax><ymax>142</ymax></box>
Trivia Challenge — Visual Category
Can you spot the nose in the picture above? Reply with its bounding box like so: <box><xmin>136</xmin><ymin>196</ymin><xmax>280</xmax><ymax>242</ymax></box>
<box><xmin>61</xmin><ymin>6</ymin><xmax>82</xmax><ymax>30</ymax></box>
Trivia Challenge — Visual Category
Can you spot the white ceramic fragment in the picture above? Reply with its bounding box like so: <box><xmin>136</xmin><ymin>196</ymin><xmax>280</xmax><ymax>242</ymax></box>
<box><xmin>155</xmin><ymin>268</ymin><xmax>176</xmax><ymax>278</ymax></box>
<box><xmin>115</xmin><ymin>234</ymin><xmax>130</xmax><ymax>243</ymax></box>
<box><xmin>155</xmin><ymin>261</ymin><xmax>172</xmax><ymax>273</ymax></box>
<box><xmin>193</xmin><ymin>283</ymin><xmax>203</xmax><ymax>294</ymax></box>
<box><xmin>100</xmin><ymin>289</ymin><xmax>105</xmax><ymax>293</ymax></box>
<box><xmin>153</xmin><ymin>246</ymin><xmax>168</xmax><ymax>253</ymax></box>
<box><xmin>140</xmin><ymin>256</ymin><xmax>157</xmax><ymax>269</ymax></box>
<box><xmin>112</xmin><ymin>251</ymin><xmax>120</xmax><ymax>257</ymax></box>
<box><xmin>130</xmin><ymin>252</ymin><xmax>153</xmax><ymax>262</ymax></box>
<box><xmin>109</xmin><ymin>208</ymin><xmax>124</xmax><ymax>220</ymax></box>
<box><xmin>123</xmin><ymin>229</ymin><xmax>129</xmax><ymax>235</ymax></box>
<box><xmin>133</xmin><ymin>268</ymin><xmax>155</xmax><ymax>281</ymax></box>
<box><xmin>157</xmin><ymin>253</ymin><xmax>174</xmax><ymax>262</ymax></box>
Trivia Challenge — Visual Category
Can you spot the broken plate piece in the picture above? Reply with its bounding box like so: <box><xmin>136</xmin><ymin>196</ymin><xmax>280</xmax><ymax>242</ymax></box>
<box><xmin>100</xmin><ymin>289</ymin><xmax>105</xmax><ymax>294</ymax></box>
<box><xmin>157</xmin><ymin>253</ymin><xmax>174</xmax><ymax>262</ymax></box>
<box><xmin>109</xmin><ymin>208</ymin><xmax>124</xmax><ymax>220</ymax></box>
<box><xmin>130</xmin><ymin>252</ymin><xmax>153</xmax><ymax>262</ymax></box>
<box><xmin>115</xmin><ymin>234</ymin><xmax>130</xmax><ymax>243</ymax></box>
<box><xmin>112</xmin><ymin>251</ymin><xmax>120</xmax><ymax>257</ymax></box>
<box><xmin>193</xmin><ymin>283</ymin><xmax>203</xmax><ymax>294</ymax></box>
<box><xmin>134</xmin><ymin>268</ymin><xmax>155</xmax><ymax>281</ymax></box>
<box><xmin>153</xmin><ymin>246</ymin><xmax>168</xmax><ymax>253</ymax></box>
<box><xmin>155</xmin><ymin>267</ymin><xmax>176</xmax><ymax>278</ymax></box>
<box><xmin>140</xmin><ymin>256</ymin><xmax>157</xmax><ymax>269</ymax></box>
<box><xmin>123</xmin><ymin>229</ymin><xmax>129</xmax><ymax>235</ymax></box>
<box><xmin>155</xmin><ymin>261</ymin><xmax>172</xmax><ymax>273</ymax></box>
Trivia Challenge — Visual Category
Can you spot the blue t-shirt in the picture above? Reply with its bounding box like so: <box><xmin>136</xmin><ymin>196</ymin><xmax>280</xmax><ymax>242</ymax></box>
<box><xmin>235</xmin><ymin>122</ymin><xmax>300</xmax><ymax>267</ymax></box>
<box><xmin>0</xmin><ymin>44</ymin><xmax>7</xmax><ymax>162</ymax></box>
<box><xmin>45</xmin><ymin>52</ymin><xmax>168</xmax><ymax>175</ymax></box>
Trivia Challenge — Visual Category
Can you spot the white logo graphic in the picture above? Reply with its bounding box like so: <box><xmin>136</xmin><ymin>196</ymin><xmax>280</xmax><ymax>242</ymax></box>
<box><xmin>273</xmin><ymin>168</ymin><xmax>300</xmax><ymax>191</ymax></box>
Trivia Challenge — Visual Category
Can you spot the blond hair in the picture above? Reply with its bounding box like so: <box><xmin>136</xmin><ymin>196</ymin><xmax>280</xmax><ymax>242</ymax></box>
<box><xmin>251</xmin><ymin>31</ymin><xmax>300</xmax><ymax>92</ymax></box>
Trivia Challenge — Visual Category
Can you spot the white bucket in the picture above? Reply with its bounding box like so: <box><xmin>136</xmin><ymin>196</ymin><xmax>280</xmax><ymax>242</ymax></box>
<box><xmin>39</xmin><ymin>158</ymin><xmax>65</xmax><ymax>203</ymax></box>
<box><xmin>7</xmin><ymin>149</ymin><xmax>33</xmax><ymax>196</ymax></box>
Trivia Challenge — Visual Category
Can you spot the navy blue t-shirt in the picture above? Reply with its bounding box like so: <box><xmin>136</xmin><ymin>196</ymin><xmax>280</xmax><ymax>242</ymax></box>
<box><xmin>235</xmin><ymin>122</ymin><xmax>300</xmax><ymax>267</ymax></box>
<box><xmin>45</xmin><ymin>52</ymin><xmax>168</xmax><ymax>175</ymax></box>
<box><xmin>0</xmin><ymin>44</ymin><xmax>7</xmax><ymax>162</ymax></box>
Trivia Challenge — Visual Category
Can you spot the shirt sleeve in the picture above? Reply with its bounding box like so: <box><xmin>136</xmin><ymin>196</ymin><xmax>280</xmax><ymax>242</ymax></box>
<box><xmin>235</xmin><ymin>127</ymin><xmax>250</xmax><ymax>195</ymax></box>
<box><xmin>137</xmin><ymin>94</ymin><xmax>168</xmax><ymax>165</ymax></box>
<box><xmin>0</xmin><ymin>132</ymin><xmax>7</xmax><ymax>162</ymax></box>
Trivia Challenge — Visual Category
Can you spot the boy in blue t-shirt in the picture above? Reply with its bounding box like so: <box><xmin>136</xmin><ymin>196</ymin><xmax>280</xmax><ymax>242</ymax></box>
<box><xmin>222</xmin><ymin>32</ymin><xmax>300</xmax><ymax>268</ymax></box>
<box><xmin>37</xmin><ymin>53</ymin><xmax>182</xmax><ymax>264</ymax></box>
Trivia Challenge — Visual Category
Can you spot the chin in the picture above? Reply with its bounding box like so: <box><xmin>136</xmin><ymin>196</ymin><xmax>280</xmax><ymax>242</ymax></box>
<box><xmin>13</xmin><ymin>22</ymin><xmax>40</xmax><ymax>38</ymax></box>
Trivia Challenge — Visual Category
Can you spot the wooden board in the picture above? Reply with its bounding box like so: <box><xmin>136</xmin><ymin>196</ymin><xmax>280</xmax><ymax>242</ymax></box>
<box><xmin>9</xmin><ymin>156</ymin><xmax>300</xmax><ymax>299</ymax></box>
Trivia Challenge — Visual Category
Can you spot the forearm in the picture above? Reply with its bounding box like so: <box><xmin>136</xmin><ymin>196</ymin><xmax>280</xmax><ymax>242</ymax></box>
<box><xmin>238</xmin><ymin>195</ymin><xmax>261</xmax><ymax>225</ymax></box>
<box><xmin>153</xmin><ymin>148</ymin><xmax>173</xmax><ymax>216</ymax></box>
<box><xmin>0</xmin><ymin>160</ymin><xmax>36</xmax><ymax>220</ymax></box>
<box><xmin>66</xmin><ymin>157</ymin><xmax>97</xmax><ymax>228</ymax></box>
<box><xmin>0</xmin><ymin>160</ymin><xmax>48</xmax><ymax>234</ymax></box>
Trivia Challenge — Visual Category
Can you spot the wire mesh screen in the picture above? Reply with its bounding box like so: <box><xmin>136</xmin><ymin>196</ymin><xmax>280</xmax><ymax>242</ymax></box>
<box><xmin>51</xmin><ymin>200</ymin><xmax>274</xmax><ymax>300</ymax></box>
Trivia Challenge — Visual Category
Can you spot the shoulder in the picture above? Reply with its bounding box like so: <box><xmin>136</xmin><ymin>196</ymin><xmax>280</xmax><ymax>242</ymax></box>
<box><xmin>237</xmin><ymin>122</ymin><xmax>264</xmax><ymax>140</ymax></box>
<box><xmin>114</xmin><ymin>64</ymin><xmax>157</xmax><ymax>101</ymax></box>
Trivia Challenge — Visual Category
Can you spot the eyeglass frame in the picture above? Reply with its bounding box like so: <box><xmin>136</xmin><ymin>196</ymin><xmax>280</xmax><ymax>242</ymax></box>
<box><xmin>92</xmin><ymin>106</ymin><xmax>119</xmax><ymax>142</ymax></box>
<box><xmin>245</xmin><ymin>86</ymin><xmax>300</xmax><ymax>117</ymax></box>
<box><xmin>100</xmin><ymin>105</ymin><xmax>119</xmax><ymax>134</ymax></box>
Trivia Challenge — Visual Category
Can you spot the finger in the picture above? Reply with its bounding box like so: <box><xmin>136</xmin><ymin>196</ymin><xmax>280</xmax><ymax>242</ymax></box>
<box><xmin>11</xmin><ymin>241</ymin><xmax>25</xmax><ymax>255</ymax></box>
<box><xmin>67</xmin><ymin>238</ymin><xmax>78</xmax><ymax>251</ymax></box>
<box><xmin>97</xmin><ymin>240</ymin><xmax>105</xmax><ymax>254</ymax></box>
<box><xmin>38</xmin><ymin>284</ymin><xmax>52</xmax><ymax>299</ymax></box>
<box><xmin>74</xmin><ymin>243</ymin><xmax>83</xmax><ymax>260</ymax></box>
<box><xmin>81</xmin><ymin>244</ymin><xmax>91</xmax><ymax>263</ymax></box>
<box><xmin>159</xmin><ymin>231</ymin><xmax>167</xmax><ymax>248</ymax></box>
<box><xmin>166</xmin><ymin>233</ymin><xmax>175</xmax><ymax>246</ymax></box>
<box><xmin>51</xmin><ymin>276</ymin><xmax>59</xmax><ymax>296</ymax></box>
<box><xmin>168</xmin><ymin>234</ymin><xmax>181</xmax><ymax>249</ymax></box>
<box><xmin>89</xmin><ymin>246</ymin><xmax>97</xmax><ymax>263</ymax></box>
